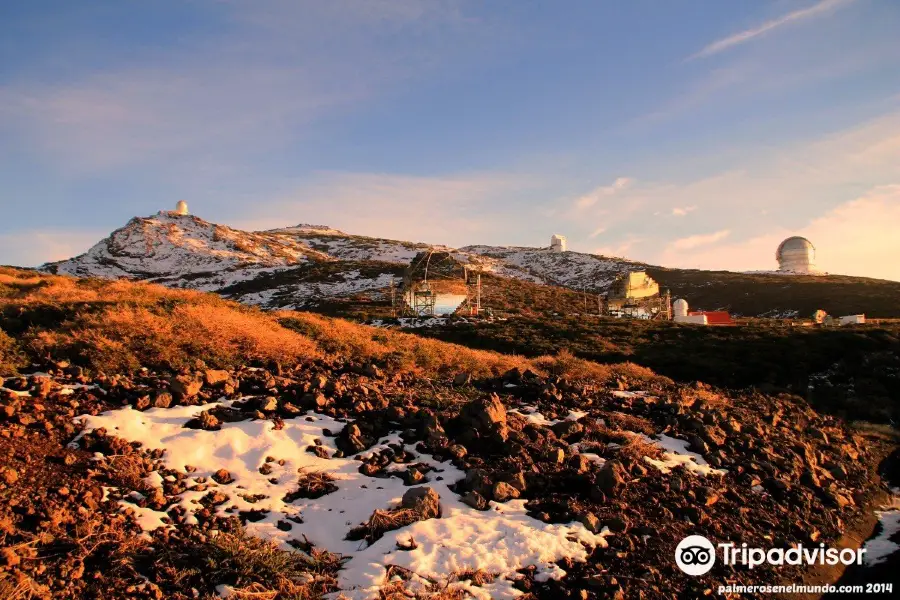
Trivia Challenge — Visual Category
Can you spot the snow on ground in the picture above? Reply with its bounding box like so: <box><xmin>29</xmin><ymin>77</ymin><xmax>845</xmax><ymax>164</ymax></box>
<box><xmin>460</xmin><ymin>246</ymin><xmax>634</xmax><ymax>290</ymax></box>
<box><xmin>236</xmin><ymin>271</ymin><xmax>397</xmax><ymax>310</ymax></box>
<box><xmin>370</xmin><ymin>317</ymin><xmax>459</xmax><ymax>329</ymax></box>
<box><xmin>507</xmin><ymin>406</ymin><xmax>588</xmax><ymax>427</ymax></box>
<box><xmin>74</xmin><ymin>404</ymin><xmax>609</xmax><ymax>599</ymax></box>
<box><xmin>295</xmin><ymin>236</ymin><xmax>426</xmax><ymax>265</ymax></box>
<box><xmin>864</xmin><ymin>493</ymin><xmax>900</xmax><ymax>566</ymax></box>
<box><xmin>642</xmin><ymin>434</ymin><xmax>727</xmax><ymax>477</ymax></box>
<box><xmin>507</xmin><ymin>406</ymin><xmax>723</xmax><ymax>477</ymax></box>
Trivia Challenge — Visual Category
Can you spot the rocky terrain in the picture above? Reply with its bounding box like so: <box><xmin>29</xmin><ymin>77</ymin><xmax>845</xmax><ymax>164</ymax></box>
<box><xmin>40</xmin><ymin>210</ymin><xmax>900</xmax><ymax>317</ymax></box>
<box><xmin>1</xmin><ymin>267</ymin><xmax>897</xmax><ymax>599</ymax></box>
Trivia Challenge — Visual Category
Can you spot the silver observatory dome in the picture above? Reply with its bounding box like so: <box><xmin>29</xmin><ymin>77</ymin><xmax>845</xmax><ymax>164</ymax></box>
<box><xmin>776</xmin><ymin>236</ymin><xmax>817</xmax><ymax>274</ymax></box>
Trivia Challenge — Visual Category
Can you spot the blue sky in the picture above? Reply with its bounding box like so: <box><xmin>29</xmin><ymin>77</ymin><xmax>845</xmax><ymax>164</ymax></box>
<box><xmin>2</xmin><ymin>0</ymin><xmax>899</xmax><ymax>279</ymax></box>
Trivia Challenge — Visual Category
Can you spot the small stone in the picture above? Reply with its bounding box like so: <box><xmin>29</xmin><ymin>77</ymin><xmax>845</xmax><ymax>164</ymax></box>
<box><xmin>404</xmin><ymin>468</ymin><xmax>425</xmax><ymax>486</ymax></box>
<box><xmin>698</xmin><ymin>486</ymin><xmax>720</xmax><ymax>506</ymax></box>
<box><xmin>1</xmin><ymin>467</ymin><xmax>18</xmax><ymax>485</ymax></box>
<box><xmin>212</xmin><ymin>469</ymin><xmax>233</xmax><ymax>484</ymax></box>
<box><xmin>453</xmin><ymin>372</ymin><xmax>472</xmax><ymax>387</ymax></box>
<box><xmin>492</xmin><ymin>481</ymin><xmax>520</xmax><ymax>502</ymax></box>
<box><xmin>258</xmin><ymin>396</ymin><xmax>278</xmax><ymax>412</ymax></box>
<box><xmin>199</xmin><ymin>411</ymin><xmax>220</xmax><ymax>430</ymax></box>
<box><xmin>603</xmin><ymin>516</ymin><xmax>629</xmax><ymax>533</ymax></box>
<box><xmin>580</xmin><ymin>512</ymin><xmax>602</xmax><ymax>533</ymax></box>
<box><xmin>447</xmin><ymin>444</ymin><xmax>467</xmax><ymax>460</ymax></box>
<box><xmin>461</xmin><ymin>490</ymin><xmax>489</xmax><ymax>511</ymax></box>
<box><xmin>153</xmin><ymin>391</ymin><xmax>173</xmax><ymax>408</ymax></box>
<box><xmin>545</xmin><ymin>447</ymin><xmax>565</xmax><ymax>465</ymax></box>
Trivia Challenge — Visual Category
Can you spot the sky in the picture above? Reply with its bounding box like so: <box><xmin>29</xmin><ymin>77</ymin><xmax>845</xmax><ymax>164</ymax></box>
<box><xmin>1</xmin><ymin>0</ymin><xmax>899</xmax><ymax>280</ymax></box>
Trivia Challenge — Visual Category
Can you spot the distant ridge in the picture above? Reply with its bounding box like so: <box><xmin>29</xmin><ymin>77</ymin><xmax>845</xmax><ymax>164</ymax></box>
<box><xmin>42</xmin><ymin>210</ymin><xmax>900</xmax><ymax>317</ymax></box>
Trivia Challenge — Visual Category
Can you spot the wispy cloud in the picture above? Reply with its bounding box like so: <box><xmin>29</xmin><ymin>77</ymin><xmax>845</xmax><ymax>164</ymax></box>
<box><xmin>584</xmin><ymin>108</ymin><xmax>900</xmax><ymax>278</ymax></box>
<box><xmin>234</xmin><ymin>170</ymin><xmax>538</xmax><ymax>247</ymax></box>
<box><xmin>654</xmin><ymin>185</ymin><xmax>900</xmax><ymax>280</ymax></box>
<box><xmin>0</xmin><ymin>0</ymin><xmax>487</xmax><ymax>174</ymax></box>
<box><xmin>670</xmin><ymin>229</ymin><xmax>731</xmax><ymax>251</ymax></box>
<box><xmin>672</xmin><ymin>205</ymin><xmax>697</xmax><ymax>217</ymax></box>
<box><xmin>588</xmin><ymin>226</ymin><xmax>607</xmax><ymax>239</ymax></box>
<box><xmin>689</xmin><ymin>0</ymin><xmax>855</xmax><ymax>60</ymax></box>
<box><xmin>594</xmin><ymin>237</ymin><xmax>644</xmax><ymax>259</ymax></box>
<box><xmin>573</xmin><ymin>177</ymin><xmax>632</xmax><ymax>210</ymax></box>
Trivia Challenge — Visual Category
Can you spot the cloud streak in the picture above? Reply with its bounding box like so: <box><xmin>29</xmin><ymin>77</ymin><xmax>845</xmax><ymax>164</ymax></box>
<box><xmin>654</xmin><ymin>185</ymin><xmax>900</xmax><ymax>281</ymax></box>
<box><xmin>689</xmin><ymin>0</ymin><xmax>855</xmax><ymax>60</ymax></box>
<box><xmin>573</xmin><ymin>177</ymin><xmax>632</xmax><ymax>210</ymax></box>
<box><xmin>670</xmin><ymin>229</ymin><xmax>731</xmax><ymax>251</ymax></box>
<box><xmin>233</xmin><ymin>170</ymin><xmax>538</xmax><ymax>247</ymax></box>
<box><xmin>0</xmin><ymin>0</ymin><xmax>487</xmax><ymax>174</ymax></box>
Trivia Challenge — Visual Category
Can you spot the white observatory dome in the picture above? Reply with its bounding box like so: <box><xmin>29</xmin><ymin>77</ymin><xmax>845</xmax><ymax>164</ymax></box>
<box><xmin>776</xmin><ymin>236</ymin><xmax>817</xmax><ymax>274</ymax></box>
<box><xmin>175</xmin><ymin>200</ymin><xmax>189</xmax><ymax>216</ymax></box>
<box><xmin>673</xmin><ymin>298</ymin><xmax>689</xmax><ymax>317</ymax></box>
<box><xmin>550</xmin><ymin>234</ymin><xmax>567</xmax><ymax>252</ymax></box>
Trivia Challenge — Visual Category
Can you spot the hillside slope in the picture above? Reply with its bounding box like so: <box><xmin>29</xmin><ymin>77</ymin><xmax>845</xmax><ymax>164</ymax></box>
<box><xmin>0</xmin><ymin>267</ymin><xmax>896</xmax><ymax>598</ymax></box>
<box><xmin>645</xmin><ymin>267</ymin><xmax>900</xmax><ymax>319</ymax></box>
<box><xmin>41</xmin><ymin>211</ymin><xmax>900</xmax><ymax>317</ymax></box>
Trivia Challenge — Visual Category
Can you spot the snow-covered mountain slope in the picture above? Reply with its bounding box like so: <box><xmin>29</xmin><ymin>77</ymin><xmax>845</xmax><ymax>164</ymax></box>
<box><xmin>42</xmin><ymin>211</ymin><xmax>642</xmax><ymax>310</ymax></box>
<box><xmin>461</xmin><ymin>245</ymin><xmax>640</xmax><ymax>290</ymax></box>
<box><xmin>46</xmin><ymin>212</ymin><xmax>337</xmax><ymax>291</ymax></box>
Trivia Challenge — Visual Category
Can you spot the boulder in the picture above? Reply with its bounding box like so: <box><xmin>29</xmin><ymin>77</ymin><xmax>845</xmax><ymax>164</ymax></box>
<box><xmin>596</xmin><ymin>461</ymin><xmax>627</xmax><ymax>496</ymax></box>
<box><xmin>459</xmin><ymin>394</ymin><xmax>509</xmax><ymax>443</ymax></box>
<box><xmin>204</xmin><ymin>370</ymin><xmax>230</xmax><ymax>388</ymax></box>
<box><xmin>170</xmin><ymin>374</ymin><xmax>202</xmax><ymax>400</ymax></box>
<box><xmin>401</xmin><ymin>487</ymin><xmax>441</xmax><ymax>519</ymax></box>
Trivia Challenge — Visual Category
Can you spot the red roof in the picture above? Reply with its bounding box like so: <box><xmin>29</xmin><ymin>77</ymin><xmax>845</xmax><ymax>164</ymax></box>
<box><xmin>689</xmin><ymin>311</ymin><xmax>733</xmax><ymax>325</ymax></box>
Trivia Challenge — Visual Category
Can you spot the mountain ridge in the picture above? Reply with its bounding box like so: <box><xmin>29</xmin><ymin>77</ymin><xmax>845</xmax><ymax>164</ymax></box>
<box><xmin>42</xmin><ymin>211</ymin><xmax>900</xmax><ymax>317</ymax></box>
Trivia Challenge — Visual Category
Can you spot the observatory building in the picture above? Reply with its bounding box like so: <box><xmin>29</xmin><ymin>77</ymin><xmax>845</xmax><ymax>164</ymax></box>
<box><xmin>174</xmin><ymin>200</ymin><xmax>189</xmax><ymax>216</ymax></box>
<box><xmin>550</xmin><ymin>234</ymin><xmax>567</xmax><ymax>252</ymax></box>
<box><xmin>776</xmin><ymin>236</ymin><xmax>818</xmax><ymax>274</ymax></box>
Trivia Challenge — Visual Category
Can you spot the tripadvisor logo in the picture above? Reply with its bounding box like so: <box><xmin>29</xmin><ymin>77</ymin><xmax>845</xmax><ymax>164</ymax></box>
<box><xmin>675</xmin><ymin>535</ymin><xmax>867</xmax><ymax>576</ymax></box>
<box><xmin>676</xmin><ymin>535</ymin><xmax>716</xmax><ymax>576</ymax></box>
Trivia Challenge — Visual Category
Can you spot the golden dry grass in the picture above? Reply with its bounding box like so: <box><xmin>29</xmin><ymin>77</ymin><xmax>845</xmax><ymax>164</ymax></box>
<box><xmin>0</xmin><ymin>268</ymin><xmax>668</xmax><ymax>387</ymax></box>
<box><xmin>532</xmin><ymin>348</ymin><xmax>660</xmax><ymax>385</ymax></box>
<box><xmin>278</xmin><ymin>311</ymin><xmax>530</xmax><ymax>379</ymax></box>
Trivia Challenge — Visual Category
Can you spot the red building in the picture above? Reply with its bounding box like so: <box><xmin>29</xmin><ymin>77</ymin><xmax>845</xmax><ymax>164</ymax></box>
<box><xmin>689</xmin><ymin>311</ymin><xmax>733</xmax><ymax>326</ymax></box>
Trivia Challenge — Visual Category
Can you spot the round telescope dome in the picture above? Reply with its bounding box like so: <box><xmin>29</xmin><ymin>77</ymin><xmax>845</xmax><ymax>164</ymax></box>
<box><xmin>776</xmin><ymin>236</ymin><xmax>816</xmax><ymax>274</ymax></box>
